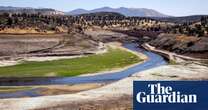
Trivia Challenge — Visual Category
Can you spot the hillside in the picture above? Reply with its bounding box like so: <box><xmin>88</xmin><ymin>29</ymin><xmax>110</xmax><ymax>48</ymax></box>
<box><xmin>155</xmin><ymin>15</ymin><xmax>208</xmax><ymax>24</ymax></box>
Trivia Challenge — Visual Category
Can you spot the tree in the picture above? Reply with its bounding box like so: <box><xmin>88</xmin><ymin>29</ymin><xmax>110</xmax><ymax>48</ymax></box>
<box><xmin>178</xmin><ymin>27</ymin><xmax>184</xmax><ymax>34</ymax></box>
<box><xmin>7</xmin><ymin>17</ymin><xmax>13</xmax><ymax>26</ymax></box>
<box><xmin>2</xmin><ymin>13</ymin><xmax>9</xmax><ymax>17</ymax></box>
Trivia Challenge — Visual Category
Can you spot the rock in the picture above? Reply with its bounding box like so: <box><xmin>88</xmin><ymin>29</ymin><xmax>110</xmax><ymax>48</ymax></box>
<box><xmin>188</xmin><ymin>37</ymin><xmax>208</xmax><ymax>52</ymax></box>
<box><xmin>149</xmin><ymin>34</ymin><xmax>208</xmax><ymax>58</ymax></box>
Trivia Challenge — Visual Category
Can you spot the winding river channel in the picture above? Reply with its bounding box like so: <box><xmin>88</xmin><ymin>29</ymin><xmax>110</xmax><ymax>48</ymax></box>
<box><xmin>0</xmin><ymin>43</ymin><xmax>167</xmax><ymax>98</ymax></box>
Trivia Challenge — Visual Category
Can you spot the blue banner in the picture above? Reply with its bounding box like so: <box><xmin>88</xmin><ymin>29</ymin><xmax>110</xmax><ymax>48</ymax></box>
<box><xmin>133</xmin><ymin>81</ymin><xmax>208</xmax><ymax>110</ymax></box>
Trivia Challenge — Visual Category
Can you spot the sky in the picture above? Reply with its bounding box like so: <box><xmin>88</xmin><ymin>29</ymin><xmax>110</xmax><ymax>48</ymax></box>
<box><xmin>0</xmin><ymin>0</ymin><xmax>208</xmax><ymax>16</ymax></box>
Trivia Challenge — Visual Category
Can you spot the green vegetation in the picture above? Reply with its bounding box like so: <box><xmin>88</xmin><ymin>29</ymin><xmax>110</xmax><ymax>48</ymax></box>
<box><xmin>0</xmin><ymin>48</ymin><xmax>142</xmax><ymax>77</ymax></box>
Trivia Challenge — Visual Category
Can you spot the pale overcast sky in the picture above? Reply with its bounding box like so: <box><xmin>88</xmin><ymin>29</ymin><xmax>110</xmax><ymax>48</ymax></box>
<box><xmin>0</xmin><ymin>0</ymin><xmax>208</xmax><ymax>16</ymax></box>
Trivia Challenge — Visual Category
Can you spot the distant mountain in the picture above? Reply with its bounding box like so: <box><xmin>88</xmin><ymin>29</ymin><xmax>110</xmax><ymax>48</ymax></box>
<box><xmin>68</xmin><ymin>8</ymin><xmax>89</xmax><ymax>15</ymax></box>
<box><xmin>67</xmin><ymin>7</ymin><xmax>170</xmax><ymax>17</ymax></box>
<box><xmin>0</xmin><ymin>6</ymin><xmax>19</xmax><ymax>10</ymax></box>
<box><xmin>0</xmin><ymin>6</ymin><xmax>64</xmax><ymax>15</ymax></box>
<box><xmin>78</xmin><ymin>12</ymin><xmax>126</xmax><ymax>19</ymax></box>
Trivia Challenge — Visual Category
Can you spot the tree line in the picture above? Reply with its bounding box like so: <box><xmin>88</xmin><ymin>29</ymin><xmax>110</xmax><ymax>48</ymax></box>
<box><xmin>0</xmin><ymin>12</ymin><xmax>207</xmax><ymax>37</ymax></box>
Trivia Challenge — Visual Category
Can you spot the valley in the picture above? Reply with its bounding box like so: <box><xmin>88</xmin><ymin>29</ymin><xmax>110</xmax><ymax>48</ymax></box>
<box><xmin>0</xmin><ymin>5</ymin><xmax>207</xmax><ymax>110</ymax></box>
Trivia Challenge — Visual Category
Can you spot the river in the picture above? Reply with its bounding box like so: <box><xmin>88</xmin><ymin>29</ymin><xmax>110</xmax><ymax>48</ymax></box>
<box><xmin>0</xmin><ymin>43</ymin><xmax>167</xmax><ymax>98</ymax></box>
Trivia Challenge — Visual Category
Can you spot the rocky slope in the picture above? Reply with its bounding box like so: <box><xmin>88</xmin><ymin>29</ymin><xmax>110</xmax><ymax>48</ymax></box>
<box><xmin>149</xmin><ymin>34</ymin><xmax>208</xmax><ymax>59</ymax></box>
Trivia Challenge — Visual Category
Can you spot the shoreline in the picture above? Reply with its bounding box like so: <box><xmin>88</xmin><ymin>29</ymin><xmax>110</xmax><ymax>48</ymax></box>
<box><xmin>142</xmin><ymin>43</ymin><xmax>208</xmax><ymax>63</ymax></box>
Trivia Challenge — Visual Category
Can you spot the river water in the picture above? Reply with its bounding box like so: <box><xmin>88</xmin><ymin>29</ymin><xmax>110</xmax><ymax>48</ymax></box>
<box><xmin>0</xmin><ymin>43</ymin><xmax>167</xmax><ymax>98</ymax></box>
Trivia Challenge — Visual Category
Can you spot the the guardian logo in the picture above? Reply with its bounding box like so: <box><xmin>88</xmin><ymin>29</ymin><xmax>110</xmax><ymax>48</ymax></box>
<box><xmin>136</xmin><ymin>83</ymin><xmax>197</xmax><ymax>104</ymax></box>
<box><xmin>134</xmin><ymin>81</ymin><xmax>208</xmax><ymax>110</ymax></box>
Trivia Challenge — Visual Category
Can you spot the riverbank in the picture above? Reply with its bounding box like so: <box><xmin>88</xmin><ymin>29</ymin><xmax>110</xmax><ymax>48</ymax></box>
<box><xmin>142</xmin><ymin>43</ymin><xmax>208</xmax><ymax>63</ymax></box>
